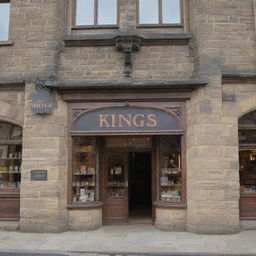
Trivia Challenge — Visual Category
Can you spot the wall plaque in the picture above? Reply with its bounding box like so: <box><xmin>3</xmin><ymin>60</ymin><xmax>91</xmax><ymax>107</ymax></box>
<box><xmin>72</xmin><ymin>107</ymin><xmax>181</xmax><ymax>133</ymax></box>
<box><xmin>32</xmin><ymin>88</ymin><xmax>53</xmax><ymax>114</ymax></box>
<box><xmin>31</xmin><ymin>170</ymin><xmax>47</xmax><ymax>181</ymax></box>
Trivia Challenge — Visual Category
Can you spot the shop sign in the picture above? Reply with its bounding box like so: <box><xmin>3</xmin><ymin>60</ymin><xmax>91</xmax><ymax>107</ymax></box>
<box><xmin>73</xmin><ymin>107</ymin><xmax>181</xmax><ymax>132</ymax></box>
<box><xmin>31</xmin><ymin>170</ymin><xmax>48</xmax><ymax>181</ymax></box>
<box><xmin>32</xmin><ymin>88</ymin><xmax>53</xmax><ymax>114</ymax></box>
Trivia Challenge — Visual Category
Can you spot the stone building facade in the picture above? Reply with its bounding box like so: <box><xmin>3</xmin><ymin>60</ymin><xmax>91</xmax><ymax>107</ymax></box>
<box><xmin>0</xmin><ymin>0</ymin><xmax>256</xmax><ymax>234</ymax></box>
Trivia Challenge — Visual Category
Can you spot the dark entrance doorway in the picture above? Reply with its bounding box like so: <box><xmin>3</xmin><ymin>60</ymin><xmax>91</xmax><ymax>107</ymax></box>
<box><xmin>129</xmin><ymin>152</ymin><xmax>152</xmax><ymax>224</ymax></box>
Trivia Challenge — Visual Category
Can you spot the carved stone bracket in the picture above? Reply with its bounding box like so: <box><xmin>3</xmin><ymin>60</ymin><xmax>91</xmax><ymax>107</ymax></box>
<box><xmin>115</xmin><ymin>35</ymin><xmax>141</xmax><ymax>77</ymax></box>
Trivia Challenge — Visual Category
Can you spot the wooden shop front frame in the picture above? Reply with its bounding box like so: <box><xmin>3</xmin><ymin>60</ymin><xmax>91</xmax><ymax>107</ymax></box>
<box><xmin>48</xmin><ymin>80</ymin><xmax>207</xmax><ymax>225</ymax></box>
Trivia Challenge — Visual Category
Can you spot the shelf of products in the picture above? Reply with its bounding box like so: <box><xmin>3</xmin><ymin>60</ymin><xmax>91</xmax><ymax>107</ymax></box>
<box><xmin>107</xmin><ymin>155</ymin><xmax>127</xmax><ymax>199</ymax></box>
<box><xmin>0</xmin><ymin>146</ymin><xmax>22</xmax><ymax>192</ymax></box>
<box><xmin>239</xmin><ymin>149</ymin><xmax>256</xmax><ymax>194</ymax></box>
<box><xmin>159</xmin><ymin>136</ymin><xmax>182</xmax><ymax>202</ymax></box>
<box><xmin>72</xmin><ymin>137</ymin><xmax>97</xmax><ymax>203</ymax></box>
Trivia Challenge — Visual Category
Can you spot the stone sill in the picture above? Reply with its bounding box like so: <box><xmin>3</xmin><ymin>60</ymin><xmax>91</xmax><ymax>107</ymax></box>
<box><xmin>240</xmin><ymin>217</ymin><xmax>256</xmax><ymax>220</ymax></box>
<box><xmin>72</xmin><ymin>25</ymin><xmax>119</xmax><ymax>30</ymax></box>
<box><xmin>64</xmin><ymin>32</ymin><xmax>193</xmax><ymax>47</ymax></box>
<box><xmin>153</xmin><ymin>200</ymin><xmax>187</xmax><ymax>209</ymax></box>
<box><xmin>0</xmin><ymin>41</ymin><xmax>14</xmax><ymax>46</ymax></box>
<box><xmin>137</xmin><ymin>23</ymin><xmax>183</xmax><ymax>28</ymax></box>
<box><xmin>0</xmin><ymin>192</ymin><xmax>20</xmax><ymax>198</ymax></box>
<box><xmin>67</xmin><ymin>201</ymin><xmax>103</xmax><ymax>210</ymax></box>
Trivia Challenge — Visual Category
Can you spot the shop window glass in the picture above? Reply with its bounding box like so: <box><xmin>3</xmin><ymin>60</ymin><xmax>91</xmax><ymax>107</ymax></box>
<box><xmin>139</xmin><ymin>0</ymin><xmax>181</xmax><ymax>25</ymax></box>
<box><xmin>75</xmin><ymin>0</ymin><xmax>117</xmax><ymax>26</ymax></box>
<box><xmin>0</xmin><ymin>2</ymin><xmax>10</xmax><ymax>41</ymax></box>
<box><xmin>72</xmin><ymin>137</ymin><xmax>98</xmax><ymax>204</ymax></box>
<box><xmin>0</xmin><ymin>122</ymin><xmax>22</xmax><ymax>191</ymax></box>
<box><xmin>239</xmin><ymin>110</ymin><xmax>256</xmax><ymax>195</ymax></box>
<box><xmin>159</xmin><ymin>136</ymin><xmax>183</xmax><ymax>203</ymax></box>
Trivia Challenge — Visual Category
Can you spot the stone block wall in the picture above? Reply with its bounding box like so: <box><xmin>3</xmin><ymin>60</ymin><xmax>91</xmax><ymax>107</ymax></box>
<box><xmin>20</xmin><ymin>83</ymin><xmax>68</xmax><ymax>232</ymax></box>
<box><xmin>68</xmin><ymin>209</ymin><xmax>102</xmax><ymax>231</ymax></box>
<box><xmin>155</xmin><ymin>208</ymin><xmax>186</xmax><ymax>231</ymax></box>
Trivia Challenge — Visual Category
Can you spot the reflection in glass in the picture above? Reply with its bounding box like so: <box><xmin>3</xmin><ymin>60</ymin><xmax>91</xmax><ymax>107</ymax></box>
<box><xmin>76</xmin><ymin>0</ymin><xmax>94</xmax><ymax>25</ymax></box>
<box><xmin>162</xmin><ymin>0</ymin><xmax>181</xmax><ymax>24</ymax></box>
<box><xmin>98</xmin><ymin>0</ymin><xmax>117</xmax><ymax>25</ymax></box>
<box><xmin>0</xmin><ymin>3</ymin><xmax>10</xmax><ymax>41</ymax></box>
<box><xmin>139</xmin><ymin>0</ymin><xmax>159</xmax><ymax>24</ymax></box>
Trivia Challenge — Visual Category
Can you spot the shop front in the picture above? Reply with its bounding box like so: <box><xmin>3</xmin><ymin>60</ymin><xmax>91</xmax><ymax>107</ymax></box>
<box><xmin>68</xmin><ymin>103</ymin><xmax>186</xmax><ymax>227</ymax></box>
<box><xmin>54</xmin><ymin>82</ymin><xmax>196</xmax><ymax>229</ymax></box>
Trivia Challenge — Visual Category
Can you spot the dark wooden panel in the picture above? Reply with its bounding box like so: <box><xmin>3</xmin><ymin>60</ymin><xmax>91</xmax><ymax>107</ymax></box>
<box><xmin>0</xmin><ymin>197</ymin><xmax>20</xmax><ymax>219</ymax></box>
<box><xmin>240</xmin><ymin>196</ymin><xmax>256</xmax><ymax>218</ymax></box>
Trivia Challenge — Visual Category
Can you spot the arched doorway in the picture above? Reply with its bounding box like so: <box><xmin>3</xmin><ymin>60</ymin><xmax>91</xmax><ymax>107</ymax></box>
<box><xmin>0</xmin><ymin>122</ymin><xmax>22</xmax><ymax>220</ymax></box>
<box><xmin>239</xmin><ymin>110</ymin><xmax>256</xmax><ymax>219</ymax></box>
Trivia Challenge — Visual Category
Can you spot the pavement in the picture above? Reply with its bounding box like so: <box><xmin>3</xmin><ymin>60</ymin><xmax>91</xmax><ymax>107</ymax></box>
<box><xmin>0</xmin><ymin>225</ymin><xmax>255</xmax><ymax>256</ymax></box>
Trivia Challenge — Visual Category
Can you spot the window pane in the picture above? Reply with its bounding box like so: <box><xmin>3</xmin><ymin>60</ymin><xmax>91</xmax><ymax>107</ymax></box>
<box><xmin>139</xmin><ymin>0</ymin><xmax>159</xmax><ymax>24</ymax></box>
<box><xmin>240</xmin><ymin>149</ymin><xmax>256</xmax><ymax>193</ymax></box>
<box><xmin>98</xmin><ymin>0</ymin><xmax>117</xmax><ymax>25</ymax></box>
<box><xmin>0</xmin><ymin>3</ymin><xmax>10</xmax><ymax>41</ymax></box>
<box><xmin>159</xmin><ymin>136</ymin><xmax>182</xmax><ymax>202</ymax></box>
<box><xmin>76</xmin><ymin>0</ymin><xmax>94</xmax><ymax>25</ymax></box>
<box><xmin>72</xmin><ymin>137</ymin><xmax>98</xmax><ymax>203</ymax></box>
<box><xmin>162</xmin><ymin>0</ymin><xmax>181</xmax><ymax>24</ymax></box>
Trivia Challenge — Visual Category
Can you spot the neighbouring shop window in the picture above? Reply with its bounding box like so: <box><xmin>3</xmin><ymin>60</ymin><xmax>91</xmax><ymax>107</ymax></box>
<box><xmin>75</xmin><ymin>0</ymin><xmax>118</xmax><ymax>26</ymax></box>
<box><xmin>159</xmin><ymin>136</ymin><xmax>183</xmax><ymax>203</ymax></box>
<box><xmin>239</xmin><ymin>110</ymin><xmax>256</xmax><ymax>195</ymax></box>
<box><xmin>0</xmin><ymin>122</ymin><xmax>22</xmax><ymax>191</ymax></box>
<box><xmin>139</xmin><ymin>0</ymin><xmax>181</xmax><ymax>25</ymax></box>
<box><xmin>0</xmin><ymin>1</ymin><xmax>10</xmax><ymax>41</ymax></box>
<box><xmin>72</xmin><ymin>137</ymin><xmax>98</xmax><ymax>204</ymax></box>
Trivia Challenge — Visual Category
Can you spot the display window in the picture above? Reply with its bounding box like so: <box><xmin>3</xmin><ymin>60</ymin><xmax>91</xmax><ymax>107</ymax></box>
<box><xmin>72</xmin><ymin>136</ymin><xmax>98</xmax><ymax>204</ymax></box>
<box><xmin>0</xmin><ymin>122</ymin><xmax>22</xmax><ymax>191</ymax></box>
<box><xmin>158</xmin><ymin>136</ymin><xmax>183</xmax><ymax>203</ymax></box>
<box><xmin>239</xmin><ymin>110</ymin><xmax>256</xmax><ymax>218</ymax></box>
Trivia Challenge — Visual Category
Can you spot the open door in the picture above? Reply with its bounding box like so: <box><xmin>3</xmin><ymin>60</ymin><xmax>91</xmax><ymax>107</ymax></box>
<box><xmin>103</xmin><ymin>152</ymin><xmax>128</xmax><ymax>225</ymax></box>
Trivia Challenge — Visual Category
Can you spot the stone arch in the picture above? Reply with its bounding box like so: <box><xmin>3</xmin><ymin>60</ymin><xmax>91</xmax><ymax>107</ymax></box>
<box><xmin>237</xmin><ymin>94</ymin><xmax>256</xmax><ymax>119</ymax></box>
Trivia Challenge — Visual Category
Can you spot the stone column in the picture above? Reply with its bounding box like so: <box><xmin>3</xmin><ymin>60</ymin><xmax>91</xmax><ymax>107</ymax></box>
<box><xmin>186</xmin><ymin>0</ymin><xmax>242</xmax><ymax>234</ymax></box>
<box><xmin>20</xmin><ymin>83</ymin><xmax>68</xmax><ymax>232</ymax></box>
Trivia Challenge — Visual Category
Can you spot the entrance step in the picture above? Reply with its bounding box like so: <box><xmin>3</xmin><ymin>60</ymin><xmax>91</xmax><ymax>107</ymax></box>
<box><xmin>128</xmin><ymin>217</ymin><xmax>153</xmax><ymax>225</ymax></box>
<box><xmin>0</xmin><ymin>221</ymin><xmax>20</xmax><ymax>231</ymax></box>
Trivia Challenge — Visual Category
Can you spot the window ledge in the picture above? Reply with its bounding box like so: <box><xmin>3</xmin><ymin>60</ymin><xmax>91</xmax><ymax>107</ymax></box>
<box><xmin>153</xmin><ymin>200</ymin><xmax>187</xmax><ymax>209</ymax></box>
<box><xmin>0</xmin><ymin>41</ymin><xmax>13</xmax><ymax>46</ymax></box>
<box><xmin>137</xmin><ymin>23</ymin><xmax>183</xmax><ymax>29</ymax></box>
<box><xmin>64</xmin><ymin>32</ymin><xmax>193</xmax><ymax>47</ymax></box>
<box><xmin>72</xmin><ymin>25</ymin><xmax>119</xmax><ymax>30</ymax></box>
<box><xmin>67</xmin><ymin>201</ymin><xmax>103</xmax><ymax>209</ymax></box>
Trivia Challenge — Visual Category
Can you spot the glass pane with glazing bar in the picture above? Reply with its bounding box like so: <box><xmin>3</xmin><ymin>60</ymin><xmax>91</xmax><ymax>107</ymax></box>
<box><xmin>0</xmin><ymin>2</ymin><xmax>10</xmax><ymax>41</ymax></box>
<box><xmin>76</xmin><ymin>0</ymin><xmax>94</xmax><ymax>25</ymax></box>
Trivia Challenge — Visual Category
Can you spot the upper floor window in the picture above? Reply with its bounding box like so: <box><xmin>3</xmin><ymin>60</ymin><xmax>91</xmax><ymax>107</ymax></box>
<box><xmin>75</xmin><ymin>0</ymin><xmax>118</xmax><ymax>26</ymax></box>
<box><xmin>0</xmin><ymin>1</ymin><xmax>10</xmax><ymax>41</ymax></box>
<box><xmin>139</xmin><ymin>0</ymin><xmax>181</xmax><ymax>25</ymax></box>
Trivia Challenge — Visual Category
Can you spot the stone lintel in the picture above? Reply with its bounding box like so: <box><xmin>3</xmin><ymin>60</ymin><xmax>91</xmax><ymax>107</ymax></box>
<box><xmin>222</xmin><ymin>73</ymin><xmax>256</xmax><ymax>83</ymax></box>
<box><xmin>45</xmin><ymin>80</ymin><xmax>207</xmax><ymax>93</ymax></box>
<box><xmin>0</xmin><ymin>81</ymin><xmax>25</xmax><ymax>90</ymax></box>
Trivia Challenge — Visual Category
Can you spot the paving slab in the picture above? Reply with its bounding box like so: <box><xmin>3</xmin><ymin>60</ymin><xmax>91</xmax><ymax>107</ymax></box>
<box><xmin>0</xmin><ymin>225</ymin><xmax>254</xmax><ymax>255</ymax></box>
